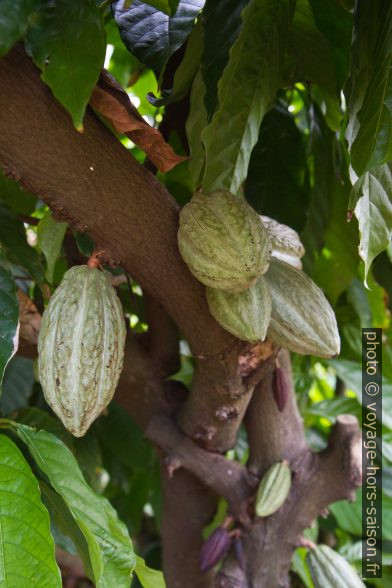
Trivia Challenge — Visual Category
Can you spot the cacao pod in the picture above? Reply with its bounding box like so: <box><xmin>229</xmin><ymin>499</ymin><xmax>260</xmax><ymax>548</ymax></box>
<box><xmin>272</xmin><ymin>366</ymin><xmax>289</xmax><ymax>412</ymax></box>
<box><xmin>306</xmin><ymin>544</ymin><xmax>365</xmax><ymax>587</ymax></box>
<box><xmin>206</xmin><ymin>276</ymin><xmax>271</xmax><ymax>343</ymax></box>
<box><xmin>261</xmin><ymin>215</ymin><xmax>305</xmax><ymax>269</ymax></box>
<box><xmin>265</xmin><ymin>258</ymin><xmax>340</xmax><ymax>358</ymax></box>
<box><xmin>255</xmin><ymin>461</ymin><xmax>291</xmax><ymax>517</ymax></box>
<box><xmin>200</xmin><ymin>527</ymin><xmax>231</xmax><ymax>573</ymax></box>
<box><xmin>38</xmin><ymin>265</ymin><xmax>126</xmax><ymax>437</ymax></box>
<box><xmin>178</xmin><ymin>190</ymin><xmax>271</xmax><ymax>292</ymax></box>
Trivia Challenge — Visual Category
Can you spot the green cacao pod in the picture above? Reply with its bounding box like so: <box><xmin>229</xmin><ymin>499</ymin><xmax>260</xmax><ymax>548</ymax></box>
<box><xmin>178</xmin><ymin>190</ymin><xmax>271</xmax><ymax>292</ymax></box>
<box><xmin>206</xmin><ymin>276</ymin><xmax>271</xmax><ymax>343</ymax></box>
<box><xmin>306</xmin><ymin>544</ymin><xmax>365</xmax><ymax>587</ymax></box>
<box><xmin>260</xmin><ymin>215</ymin><xmax>305</xmax><ymax>269</ymax></box>
<box><xmin>255</xmin><ymin>461</ymin><xmax>291</xmax><ymax>517</ymax></box>
<box><xmin>265</xmin><ymin>258</ymin><xmax>340</xmax><ymax>358</ymax></box>
<box><xmin>38</xmin><ymin>266</ymin><xmax>126</xmax><ymax>437</ymax></box>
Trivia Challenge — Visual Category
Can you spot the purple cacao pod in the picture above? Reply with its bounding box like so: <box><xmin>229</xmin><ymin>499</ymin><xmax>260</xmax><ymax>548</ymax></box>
<box><xmin>200</xmin><ymin>527</ymin><xmax>231</xmax><ymax>573</ymax></box>
<box><xmin>234</xmin><ymin>538</ymin><xmax>245</xmax><ymax>570</ymax></box>
<box><xmin>272</xmin><ymin>366</ymin><xmax>289</xmax><ymax>412</ymax></box>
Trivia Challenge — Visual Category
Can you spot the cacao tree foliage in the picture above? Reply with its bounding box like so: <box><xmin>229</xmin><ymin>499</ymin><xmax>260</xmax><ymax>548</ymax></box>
<box><xmin>0</xmin><ymin>0</ymin><xmax>391</xmax><ymax>586</ymax></box>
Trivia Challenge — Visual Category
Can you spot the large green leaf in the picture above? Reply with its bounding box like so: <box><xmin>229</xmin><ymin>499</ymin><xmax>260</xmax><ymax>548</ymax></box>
<box><xmin>349</xmin><ymin>2</ymin><xmax>392</xmax><ymax>175</ymax></box>
<box><xmin>0</xmin><ymin>0</ymin><xmax>40</xmax><ymax>56</ymax></box>
<box><xmin>245</xmin><ymin>103</ymin><xmax>310</xmax><ymax>232</ymax></box>
<box><xmin>201</xmin><ymin>0</ymin><xmax>295</xmax><ymax>195</ymax></box>
<box><xmin>0</xmin><ymin>433</ymin><xmax>61</xmax><ymax>586</ymax></box>
<box><xmin>0</xmin><ymin>255</ymin><xmax>18</xmax><ymax>388</ymax></box>
<box><xmin>112</xmin><ymin>0</ymin><xmax>205</xmax><ymax>72</ymax></box>
<box><xmin>1</xmin><ymin>357</ymin><xmax>34</xmax><ymax>413</ymax></box>
<box><xmin>201</xmin><ymin>0</ymin><xmax>249</xmax><ymax>119</ymax></box>
<box><xmin>37</xmin><ymin>209</ymin><xmax>67</xmax><ymax>283</ymax></box>
<box><xmin>186</xmin><ymin>69</ymin><xmax>208</xmax><ymax>189</ymax></box>
<box><xmin>135</xmin><ymin>556</ymin><xmax>166</xmax><ymax>588</ymax></box>
<box><xmin>26</xmin><ymin>0</ymin><xmax>106</xmax><ymax>130</ymax></box>
<box><xmin>0</xmin><ymin>205</ymin><xmax>45</xmax><ymax>282</ymax></box>
<box><xmin>0</xmin><ymin>169</ymin><xmax>36</xmax><ymax>215</ymax></box>
<box><xmin>349</xmin><ymin>163</ymin><xmax>392</xmax><ymax>283</ymax></box>
<box><xmin>15</xmin><ymin>424</ymin><xmax>136</xmax><ymax>587</ymax></box>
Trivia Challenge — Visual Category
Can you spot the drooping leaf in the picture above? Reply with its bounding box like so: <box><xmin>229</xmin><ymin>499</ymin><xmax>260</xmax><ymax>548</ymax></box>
<box><xmin>0</xmin><ymin>433</ymin><xmax>61</xmax><ymax>587</ymax></box>
<box><xmin>0</xmin><ymin>0</ymin><xmax>40</xmax><ymax>56</ymax></box>
<box><xmin>186</xmin><ymin>69</ymin><xmax>208</xmax><ymax>189</ymax></box>
<box><xmin>0</xmin><ymin>205</ymin><xmax>45</xmax><ymax>282</ymax></box>
<box><xmin>0</xmin><ymin>168</ymin><xmax>36</xmax><ymax>215</ymax></box>
<box><xmin>245</xmin><ymin>103</ymin><xmax>310</xmax><ymax>232</ymax></box>
<box><xmin>349</xmin><ymin>163</ymin><xmax>392</xmax><ymax>283</ymax></box>
<box><xmin>201</xmin><ymin>0</ymin><xmax>249</xmax><ymax>119</ymax></box>
<box><xmin>13</xmin><ymin>406</ymin><xmax>74</xmax><ymax>450</ymax></box>
<box><xmin>1</xmin><ymin>357</ymin><xmax>34</xmax><ymax>413</ymax></box>
<box><xmin>15</xmin><ymin>424</ymin><xmax>136</xmax><ymax>587</ymax></box>
<box><xmin>37</xmin><ymin>209</ymin><xmax>67</xmax><ymax>284</ymax></box>
<box><xmin>348</xmin><ymin>1</ymin><xmax>392</xmax><ymax>175</ymax></box>
<box><xmin>26</xmin><ymin>0</ymin><xmax>106</xmax><ymax>130</ymax></box>
<box><xmin>112</xmin><ymin>0</ymin><xmax>205</xmax><ymax>72</ymax></box>
<box><xmin>201</xmin><ymin>0</ymin><xmax>296</xmax><ymax>195</ymax></box>
<box><xmin>135</xmin><ymin>556</ymin><xmax>166</xmax><ymax>588</ymax></box>
<box><xmin>90</xmin><ymin>71</ymin><xmax>187</xmax><ymax>172</ymax></box>
<box><xmin>0</xmin><ymin>255</ymin><xmax>19</xmax><ymax>388</ymax></box>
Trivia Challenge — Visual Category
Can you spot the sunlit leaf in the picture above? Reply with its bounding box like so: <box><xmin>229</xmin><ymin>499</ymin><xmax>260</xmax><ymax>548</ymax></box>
<box><xmin>201</xmin><ymin>0</ymin><xmax>296</xmax><ymax>195</ymax></box>
<box><xmin>0</xmin><ymin>433</ymin><xmax>61</xmax><ymax>587</ymax></box>
<box><xmin>135</xmin><ymin>556</ymin><xmax>166</xmax><ymax>588</ymax></box>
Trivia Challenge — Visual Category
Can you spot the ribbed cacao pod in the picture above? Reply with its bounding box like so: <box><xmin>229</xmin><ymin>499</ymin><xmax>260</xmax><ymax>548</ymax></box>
<box><xmin>38</xmin><ymin>266</ymin><xmax>126</xmax><ymax>437</ymax></box>
<box><xmin>200</xmin><ymin>527</ymin><xmax>232</xmax><ymax>573</ymax></box>
<box><xmin>261</xmin><ymin>215</ymin><xmax>305</xmax><ymax>269</ymax></box>
<box><xmin>272</xmin><ymin>366</ymin><xmax>289</xmax><ymax>412</ymax></box>
<box><xmin>178</xmin><ymin>190</ymin><xmax>271</xmax><ymax>292</ymax></box>
<box><xmin>206</xmin><ymin>276</ymin><xmax>271</xmax><ymax>343</ymax></box>
<box><xmin>255</xmin><ymin>461</ymin><xmax>291</xmax><ymax>517</ymax></box>
<box><xmin>265</xmin><ymin>258</ymin><xmax>340</xmax><ymax>358</ymax></box>
<box><xmin>306</xmin><ymin>544</ymin><xmax>365</xmax><ymax>587</ymax></box>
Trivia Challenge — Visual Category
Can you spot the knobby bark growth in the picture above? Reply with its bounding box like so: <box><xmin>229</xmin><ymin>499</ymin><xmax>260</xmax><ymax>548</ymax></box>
<box><xmin>0</xmin><ymin>47</ymin><xmax>362</xmax><ymax>587</ymax></box>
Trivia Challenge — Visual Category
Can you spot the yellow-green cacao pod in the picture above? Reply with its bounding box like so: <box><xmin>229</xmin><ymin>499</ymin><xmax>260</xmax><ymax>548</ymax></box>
<box><xmin>306</xmin><ymin>545</ymin><xmax>365</xmax><ymax>587</ymax></box>
<box><xmin>265</xmin><ymin>259</ymin><xmax>340</xmax><ymax>358</ymax></box>
<box><xmin>178</xmin><ymin>190</ymin><xmax>271</xmax><ymax>292</ymax></box>
<box><xmin>255</xmin><ymin>461</ymin><xmax>291</xmax><ymax>517</ymax></box>
<box><xmin>206</xmin><ymin>276</ymin><xmax>271</xmax><ymax>343</ymax></box>
<box><xmin>260</xmin><ymin>215</ymin><xmax>305</xmax><ymax>269</ymax></box>
<box><xmin>38</xmin><ymin>266</ymin><xmax>126</xmax><ymax>437</ymax></box>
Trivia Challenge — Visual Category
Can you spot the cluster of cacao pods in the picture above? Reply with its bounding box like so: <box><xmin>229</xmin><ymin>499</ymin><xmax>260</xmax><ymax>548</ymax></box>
<box><xmin>38</xmin><ymin>265</ymin><xmax>126</xmax><ymax>437</ymax></box>
<box><xmin>178</xmin><ymin>189</ymin><xmax>340</xmax><ymax>358</ymax></box>
<box><xmin>199</xmin><ymin>524</ymin><xmax>245</xmax><ymax>574</ymax></box>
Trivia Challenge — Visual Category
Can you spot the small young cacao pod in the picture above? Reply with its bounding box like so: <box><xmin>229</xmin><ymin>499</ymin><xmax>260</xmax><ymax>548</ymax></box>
<box><xmin>234</xmin><ymin>538</ymin><xmax>245</xmax><ymax>571</ymax></box>
<box><xmin>306</xmin><ymin>544</ymin><xmax>365</xmax><ymax>587</ymax></box>
<box><xmin>199</xmin><ymin>527</ymin><xmax>231</xmax><ymax>573</ymax></box>
<box><xmin>38</xmin><ymin>265</ymin><xmax>126</xmax><ymax>437</ymax></box>
<box><xmin>260</xmin><ymin>215</ymin><xmax>305</xmax><ymax>269</ymax></box>
<box><xmin>265</xmin><ymin>258</ymin><xmax>340</xmax><ymax>358</ymax></box>
<box><xmin>255</xmin><ymin>461</ymin><xmax>291</xmax><ymax>517</ymax></box>
<box><xmin>206</xmin><ymin>276</ymin><xmax>271</xmax><ymax>343</ymax></box>
<box><xmin>272</xmin><ymin>365</ymin><xmax>289</xmax><ymax>412</ymax></box>
<box><xmin>178</xmin><ymin>190</ymin><xmax>271</xmax><ymax>292</ymax></box>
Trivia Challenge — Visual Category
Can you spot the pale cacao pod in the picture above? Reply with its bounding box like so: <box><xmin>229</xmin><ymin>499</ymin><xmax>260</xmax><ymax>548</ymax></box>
<box><xmin>38</xmin><ymin>266</ymin><xmax>126</xmax><ymax>437</ymax></box>
<box><xmin>260</xmin><ymin>215</ymin><xmax>305</xmax><ymax>269</ymax></box>
<box><xmin>255</xmin><ymin>461</ymin><xmax>291</xmax><ymax>517</ymax></box>
<box><xmin>200</xmin><ymin>527</ymin><xmax>231</xmax><ymax>573</ymax></box>
<box><xmin>206</xmin><ymin>276</ymin><xmax>271</xmax><ymax>343</ymax></box>
<box><xmin>306</xmin><ymin>544</ymin><xmax>365</xmax><ymax>587</ymax></box>
<box><xmin>265</xmin><ymin>258</ymin><xmax>340</xmax><ymax>358</ymax></box>
<box><xmin>178</xmin><ymin>190</ymin><xmax>271</xmax><ymax>292</ymax></box>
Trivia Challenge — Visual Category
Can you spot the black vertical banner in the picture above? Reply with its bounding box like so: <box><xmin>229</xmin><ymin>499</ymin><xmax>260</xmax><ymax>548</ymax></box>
<box><xmin>362</xmin><ymin>328</ymin><xmax>382</xmax><ymax>579</ymax></box>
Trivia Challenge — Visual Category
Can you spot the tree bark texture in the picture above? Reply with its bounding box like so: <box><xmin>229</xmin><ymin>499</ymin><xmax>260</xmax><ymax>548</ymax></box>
<box><xmin>1</xmin><ymin>47</ymin><xmax>362</xmax><ymax>588</ymax></box>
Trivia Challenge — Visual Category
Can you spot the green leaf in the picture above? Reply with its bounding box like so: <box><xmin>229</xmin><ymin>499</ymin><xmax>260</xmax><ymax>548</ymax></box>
<box><xmin>349</xmin><ymin>2</ymin><xmax>392</xmax><ymax>175</ymax></box>
<box><xmin>112</xmin><ymin>0</ymin><xmax>205</xmax><ymax>72</ymax></box>
<box><xmin>186</xmin><ymin>69</ymin><xmax>208</xmax><ymax>189</ymax></box>
<box><xmin>0</xmin><ymin>255</ymin><xmax>18</xmax><ymax>388</ymax></box>
<box><xmin>349</xmin><ymin>163</ymin><xmax>392</xmax><ymax>283</ymax></box>
<box><xmin>0</xmin><ymin>433</ymin><xmax>61</xmax><ymax>586</ymax></box>
<box><xmin>201</xmin><ymin>0</ymin><xmax>295</xmax><ymax>195</ymax></box>
<box><xmin>1</xmin><ymin>357</ymin><xmax>34</xmax><ymax>413</ymax></box>
<box><xmin>0</xmin><ymin>169</ymin><xmax>36</xmax><ymax>215</ymax></box>
<box><xmin>135</xmin><ymin>556</ymin><xmax>166</xmax><ymax>588</ymax></box>
<box><xmin>306</xmin><ymin>397</ymin><xmax>361</xmax><ymax>423</ymax></box>
<box><xmin>201</xmin><ymin>0</ymin><xmax>249</xmax><ymax>119</ymax></box>
<box><xmin>0</xmin><ymin>0</ymin><xmax>40</xmax><ymax>56</ymax></box>
<box><xmin>15</xmin><ymin>424</ymin><xmax>136</xmax><ymax>587</ymax></box>
<box><xmin>142</xmin><ymin>0</ymin><xmax>180</xmax><ymax>15</ymax></box>
<box><xmin>37</xmin><ymin>209</ymin><xmax>67</xmax><ymax>283</ymax></box>
<box><xmin>0</xmin><ymin>205</ymin><xmax>45</xmax><ymax>282</ymax></box>
<box><xmin>26</xmin><ymin>0</ymin><xmax>106</xmax><ymax>130</ymax></box>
